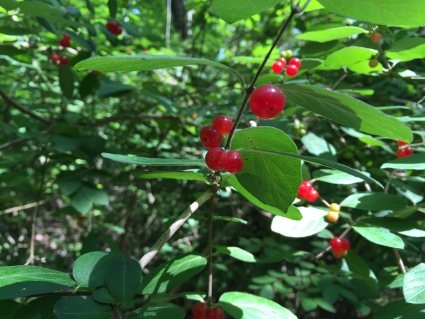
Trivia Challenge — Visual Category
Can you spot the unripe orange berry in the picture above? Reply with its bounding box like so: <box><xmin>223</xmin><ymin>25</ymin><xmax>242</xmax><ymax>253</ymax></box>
<box><xmin>371</xmin><ymin>32</ymin><xmax>382</xmax><ymax>43</ymax></box>
<box><xmin>369</xmin><ymin>58</ymin><xmax>379</xmax><ymax>68</ymax></box>
<box><xmin>327</xmin><ymin>211</ymin><xmax>339</xmax><ymax>222</ymax></box>
<box><xmin>330</xmin><ymin>203</ymin><xmax>340</xmax><ymax>212</ymax></box>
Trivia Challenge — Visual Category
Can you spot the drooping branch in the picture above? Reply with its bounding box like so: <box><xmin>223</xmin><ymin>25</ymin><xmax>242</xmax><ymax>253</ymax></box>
<box><xmin>0</xmin><ymin>89</ymin><xmax>53</xmax><ymax>125</ymax></box>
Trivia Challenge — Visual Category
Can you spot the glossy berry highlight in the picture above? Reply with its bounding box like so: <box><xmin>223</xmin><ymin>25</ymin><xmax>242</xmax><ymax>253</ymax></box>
<box><xmin>272</xmin><ymin>61</ymin><xmax>284</xmax><ymax>73</ymax></box>
<box><xmin>289</xmin><ymin>57</ymin><xmax>301</xmax><ymax>69</ymax></box>
<box><xmin>200</xmin><ymin>126</ymin><xmax>222</xmax><ymax>148</ymax></box>
<box><xmin>277</xmin><ymin>57</ymin><xmax>287</xmax><ymax>67</ymax></box>
<box><xmin>225</xmin><ymin>151</ymin><xmax>244</xmax><ymax>173</ymax></box>
<box><xmin>249</xmin><ymin>84</ymin><xmax>285</xmax><ymax>119</ymax></box>
<box><xmin>286</xmin><ymin>65</ymin><xmax>298</xmax><ymax>76</ymax></box>
<box><xmin>404</xmin><ymin>146</ymin><xmax>413</xmax><ymax>157</ymax></box>
<box><xmin>330</xmin><ymin>237</ymin><xmax>342</xmax><ymax>250</ymax></box>
<box><xmin>208</xmin><ymin>307</ymin><xmax>224</xmax><ymax>319</ymax></box>
<box><xmin>205</xmin><ymin>147</ymin><xmax>227</xmax><ymax>171</ymax></box>
<box><xmin>212</xmin><ymin>116</ymin><xmax>233</xmax><ymax>135</ymax></box>
<box><xmin>192</xmin><ymin>302</ymin><xmax>209</xmax><ymax>318</ymax></box>
<box><xmin>305</xmin><ymin>189</ymin><xmax>319</xmax><ymax>202</ymax></box>
<box><xmin>298</xmin><ymin>181</ymin><xmax>312</xmax><ymax>197</ymax></box>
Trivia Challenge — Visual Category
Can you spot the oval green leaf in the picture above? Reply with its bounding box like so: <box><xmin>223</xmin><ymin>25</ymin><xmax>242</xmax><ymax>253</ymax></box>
<box><xmin>281</xmin><ymin>84</ymin><xmax>413</xmax><ymax>143</ymax></box>
<box><xmin>325</xmin><ymin>47</ymin><xmax>377</xmax><ymax>68</ymax></box>
<box><xmin>127</xmin><ymin>304</ymin><xmax>185</xmax><ymax>319</ymax></box>
<box><xmin>271</xmin><ymin>207</ymin><xmax>328</xmax><ymax>238</ymax></box>
<box><xmin>312</xmin><ymin>169</ymin><xmax>370</xmax><ymax>184</ymax></box>
<box><xmin>296</xmin><ymin>27</ymin><xmax>367</xmax><ymax>43</ymax></box>
<box><xmin>54</xmin><ymin>296</ymin><xmax>111</xmax><ymax>319</ymax></box>
<box><xmin>404</xmin><ymin>263</ymin><xmax>425</xmax><ymax>304</ymax></box>
<box><xmin>102</xmin><ymin>153</ymin><xmax>205</xmax><ymax>167</ymax></box>
<box><xmin>213</xmin><ymin>246</ymin><xmax>258</xmax><ymax>263</ymax></box>
<box><xmin>340</xmin><ymin>193</ymin><xmax>407</xmax><ymax>211</ymax></box>
<box><xmin>353</xmin><ymin>226</ymin><xmax>404</xmax><ymax>249</ymax></box>
<box><xmin>381</xmin><ymin>153</ymin><xmax>425</xmax><ymax>170</ymax></box>
<box><xmin>387</xmin><ymin>38</ymin><xmax>425</xmax><ymax>62</ymax></box>
<box><xmin>212</xmin><ymin>0</ymin><xmax>281</xmax><ymax>24</ymax></box>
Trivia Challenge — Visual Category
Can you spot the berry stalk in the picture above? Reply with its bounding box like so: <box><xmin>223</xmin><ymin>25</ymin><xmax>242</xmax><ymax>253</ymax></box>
<box><xmin>224</xmin><ymin>8</ymin><xmax>298</xmax><ymax>150</ymax></box>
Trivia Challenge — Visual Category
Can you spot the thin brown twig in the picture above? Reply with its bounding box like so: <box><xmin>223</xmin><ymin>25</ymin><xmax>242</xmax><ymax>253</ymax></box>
<box><xmin>0</xmin><ymin>89</ymin><xmax>53</xmax><ymax>125</ymax></box>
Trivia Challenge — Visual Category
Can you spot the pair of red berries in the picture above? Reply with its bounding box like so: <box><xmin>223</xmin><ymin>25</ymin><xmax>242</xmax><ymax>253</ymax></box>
<box><xmin>106</xmin><ymin>21</ymin><xmax>122</xmax><ymax>35</ymax></box>
<box><xmin>50</xmin><ymin>54</ymin><xmax>69</xmax><ymax>65</ymax></box>
<box><xmin>271</xmin><ymin>57</ymin><xmax>301</xmax><ymax>77</ymax></box>
<box><xmin>193</xmin><ymin>302</ymin><xmax>223</xmax><ymax>319</ymax></box>
<box><xmin>249</xmin><ymin>84</ymin><xmax>286</xmax><ymax>119</ymax></box>
<box><xmin>59</xmin><ymin>33</ymin><xmax>71</xmax><ymax>48</ymax></box>
<box><xmin>297</xmin><ymin>181</ymin><xmax>319</xmax><ymax>202</ymax></box>
<box><xmin>200</xmin><ymin>116</ymin><xmax>244</xmax><ymax>173</ymax></box>
<box><xmin>396</xmin><ymin>141</ymin><xmax>413</xmax><ymax>158</ymax></box>
<box><xmin>329</xmin><ymin>237</ymin><xmax>350</xmax><ymax>259</ymax></box>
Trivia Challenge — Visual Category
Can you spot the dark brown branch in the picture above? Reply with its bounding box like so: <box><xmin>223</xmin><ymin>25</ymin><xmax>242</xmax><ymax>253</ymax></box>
<box><xmin>0</xmin><ymin>89</ymin><xmax>53</xmax><ymax>125</ymax></box>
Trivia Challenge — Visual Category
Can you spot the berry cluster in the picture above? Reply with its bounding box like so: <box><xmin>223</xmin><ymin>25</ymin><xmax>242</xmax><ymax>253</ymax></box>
<box><xmin>293</xmin><ymin>123</ymin><xmax>306</xmax><ymax>137</ymax></box>
<box><xmin>327</xmin><ymin>203</ymin><xmax>340</xmax><ymax>222</ymax></box>
<box><xmin>396</xmin><ymin>141</ymin><xmax>413</xmax><ymax>158</ymax></box>
<box><xmin>329</xmin><ymin>237</ymin><xmax>350</xmax><ymax>259</ymax></box>
<box><xmin>271</xmin><ymin>57</ymin><xmax>301</xmax><ymax>77</ymax></box>
<box><xmin>297</xmin><ymin>181</ymin><xmax>319</xmax><ymax>202</ymax></box>
<box><xmin>59</xmin><ymin>33</ymin><xmax>71</xmax><ymax>48</ymax></box>
<box><xmin>106</xmin><ymin>21</ymin><xmax>122</xmax><ymax>35</ymax></box>
<box><xmin>192</xmin><ymin>302</ymin><xmax>224</xmax><ymax>319</ymax></box>
<box><xmin>201</xmin><ymin>116</ymin><xmax>244</xmax><ymax>173</ymax></box>
<box><xmin>50</xmin><ymin>54</ymin><xmax>69</xmax><ymax>66</ymax></box>
<box><xmin>249</xmin><ymin>84</ymin><xmax>286</xmax><ymax>119</ymax></box>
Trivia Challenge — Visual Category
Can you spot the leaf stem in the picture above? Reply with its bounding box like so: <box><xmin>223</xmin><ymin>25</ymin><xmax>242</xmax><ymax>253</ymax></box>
<box><xmin>224</xmin><ymin>9</ymin><xmax>298</xmax><ymax>150</ymax></box>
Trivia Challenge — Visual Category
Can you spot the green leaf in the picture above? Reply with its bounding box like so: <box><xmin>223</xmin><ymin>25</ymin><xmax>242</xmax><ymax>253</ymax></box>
<box><xmin>137</xmin><ymin>170</ymin><xmax>207</xmax><ymax>183</ymax></box>
<box><xmin>343</xmin><ymin>251</ymin><xmax>380</xmax><ymax>298</ymax></box>
<box><xmin>296</xmin><ymin>27</ymin><xmax>368</xmax><ymax>42</ymax></box>
<box><xmin>0</xmin><ymin>266</ymin><xmax>75</xmax><ymax>299</ymax></box>
<box><xmin>92</xmin><ymin>287</ymin><xmax>115</xmax><ymax>304</ymax></box>
<box><xmin>140</xmin><ymin>254</ymin><xmax>207</xmax><ymax>295</ymax></box>
<box><xmin>58</xmin><ymin>178</ymin><xmax>81</xmax><ymax>196</ymax></box>
<box><xmin>17</xmin><ymin>1</ymin><xmax>61</xmax><ymax>17</ymax></box>
<box><xmin>0</xmin><ymin>27</ymin><xmax>33</xmax><ymax>35</ymax></box>
<box><xmin>374</xmin><ymin>300</ymin><xmax>425</xmax><ymax>319</ymax></box>
<box><xmin>81</xmin><ymin>186</ymin><xmax>109</xmax><ymax>205</ymax></box>
<box><xmin>312</xmin><ymin>169</ymin><xmax>370</xmax><ymax>184</ymax></box>
<box><xmin>74</xmin><ymin>55</ymin><xmax>245</xmax><ymax>87</ymax></box>
<box><xmin>404</xmin><ymin>264</ymin><xmax>425</xmax><ymax>304</ymax></box>
<box><xmin>72</xmin><ymin>252</ymin><xmax>121</xmax><ymax>288</ymax></box>
<box><xmin>213</xmin><ymin>246</ymin><xmax>258</xmax><ymax>263</ymax></box>
<box><xmin>54</xmin><ymin>296</ymin><xmax>111</xmax><ymax>319</ymax></box>
<box><xmin>271</xmin><ymin>207</ymin><xmax>328</xmax><ymax>238</ymax></box>
<box><xmin>219</xmin><ymin>292</ymin><xmax>297</xmax><ymax>319</ymax></box>
<box><xmin>325</xmin><ymin>47</ymin><xmax>377</xmax><ymax>68</ymax></box>
<box><xmin>212</xmin><ymin>0</ymin><xmax>281</xmax><ymax>24</ymax></box>
<box><xmin>213</xmin><ymin>216</ymin><xmax>247</xmax><ymax>224</ymax></box>
<box><xmin>102</xmin><ymin>153</ymin><xmax>205</xmax><ymax>167</ymax></box>
<box><xmin>391</xmin><ymin>180</ymin><xmax>424</xmax><ymax>205</ymax></box>
<box><xmin>281</xmin><ymin>84</ymin><xmax>413</xmax><ymax>143</ymax></box>
<box><xmin>301</xmin><ymin>132</ymin><xmax>336</xmax><ymax>161</ymax></box>
<box><xmin>0</xmin><ymin>300</ymin><xmax>41</xmax><ymax>319</ymax></box>
<box><xmin>387</xmin><ymin>38</ymin><xmax>425</xmax><ymax>62</ymax></box>
<box><xmin>235</xmin><ymin>148</ymin><xmax>382</xmax><ymax>187</ymax></box>
<box><xmin>98</xmin><ymin>81</ymin><xmax>136</xmax><ymax>98</ymax></box>
<box><xmin>28</xmin><ymin>295</ymin><xmax>61</xmax><ymax>318</ymax></box>
<box><xmin>349</xmin><ymin>59</ymin><xmax>384</xmax><ymax>74</ymax></box>
<box><xmin>353</xmin><ymin>226</ymin><xmax>404</xmax><ymax>249</ymax></box>
<box><xmin>71</xmin><ymin>189</ymin><xmax>92</xmax><ymax>214</ymax></box>
<box><xmin>108</xmin><ymin>0</ymin><xmax>117</xmax><ymax>18</ymax></box>
<box><xmin>317</xmin><ymin>0</ymin><xmax>425</xmax><ymax>27</ymax></box>
<box><xmin>360</xmin><ymin>217</ymin><xmax>425</xmax><ymax>237</ymax></box>
<box><xmin>227</xmin><ymin>175</ymin><xmax>302</xmax><ymax>221</ymax></box>
<box><xmin>340</xmin><ymin>193</ymin><xmax>407</xmax><ymax>211</ymax></box>
<box><xmin>230</xmin><ymin>127</ymin><xmax>302</xmax><ymax>214</ymax></box>
<box><xmin>381</xmin><ymin>153</ymin><xmax>425</xmax><ymax>170</ymax></box>
<box><xmin>105</xmin><ymin>258</ymin><xmax>142</xmax><ymax>304</ymax></box>
<box><xmin>58</xmin><ymin>64</ymin><xmax>75</xmax><ymax>100</ymax></box>
<box><xmin>127</xmin><ymin>304</ymin><xmax>185</xmax><ymax>319</ymax></box>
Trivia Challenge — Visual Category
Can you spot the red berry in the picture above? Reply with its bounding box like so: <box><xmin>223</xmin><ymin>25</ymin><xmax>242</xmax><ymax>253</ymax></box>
<box><xmin>113</xmin><ymin>26</ymin><xmax>122</xmax><ymax>35</ymax></box>
<box><xmin>225</xmin><ymin>151</ymin><xmax>244</xmax><ymax>173</ymax></box>
<box><xmin>305</xmin><ymin>189</ymin><xmax>319</xmax><ymax>202</ymax></box>
<box><xmin>106</xmin><ymin>21</ymin><xmax>115</xmax><ymax>30</ymax></box>
<box><xmin>271</xmin><ymin>61</ymin><xmax>284</xmax><ymax>73</ymax></box>
<box><xmin>95</xmin><ymin>71</ymin><xmax>103</xmax><ymax>76</ymax></box>
<box><xmin>404</xmin><ymin>146</ymin><xmax>413</xmax><ymax>157</ymax></box>
<box><xmin>298</xmin><ymin>181</ymin><xmax>312</xmax><ymax>197</ymax></box>
<box><xmin>205</xmin><ymin>147</ymin><xmax>227</xmax><ymax>171</ymax></box>
<box><xmin>59</xmin><ymin>38</ymin><xmax>70</xmax><ymax>48</ymax></box>
<box><xmin>289</xmin><ymin>57</ymin><xmax>301</xmax><ymax>69</ymax></box>
<box><xmin>192</xmin><ymin>302</ymin><xmax>209</xmax><ymax>318</ymax></box>
<box><xmin>341</xmin><ymin>238</ymin><xmax>350</xmax><ymax>251</ymax></box>
<box><xmin>332</xmin><ymin>249</ymin><xmax>346</xmax><ymax>259</ymax></box>
<box><xmin>396</xmin><ymin>148</ymin><xmax>406</xmax><ymax>158</ymax></box>
<box><xmin>277</xmin><ymin>57</ymin><xmax>287</xmax><ymax>67</ymax></box>
<box><xmin>62</xmin><ymin>33</ymin><xmax>71</xmax><ymax>41</ymax></box>
<box><xmin>212</xmin><ymin>116</ymin><xmax>233</xmax><ymax>135</ymax></box>
<box><xmin>249</xmin><ymin>84</ymin><xmax>285</xmax><ymax>119</ymax></box>
<box><xmin>208</xmin><ymin>307</ymin><xmax>224</xmax><ymax>319</ymax></box>
<box><xmin>330</xmin><ymin>237</ymin><xmax>342</xmax><ymax>250</ymax></box>
<box><xmin>200</xmin><ymin>126</ymin><xmax>222</xmax><ymax>148</ymax></box>
<box><xmin>286</xmin><ymin>65</ymin><xmax>298</xmax><ymax>76</ymax></box>
<box><xmin>50</xmin><ymin>54</ymin><xmax>59</xmax><ymax>65</ymax></box>
<box><xmin>397</xmin><ymin>141</ymin><xmax>407</xmax><ymax>146</ymax></box>
<box><xmin>59</xmin><ymin>56</ymin><xmax>69</xmax><ymax>65</ymax></box>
